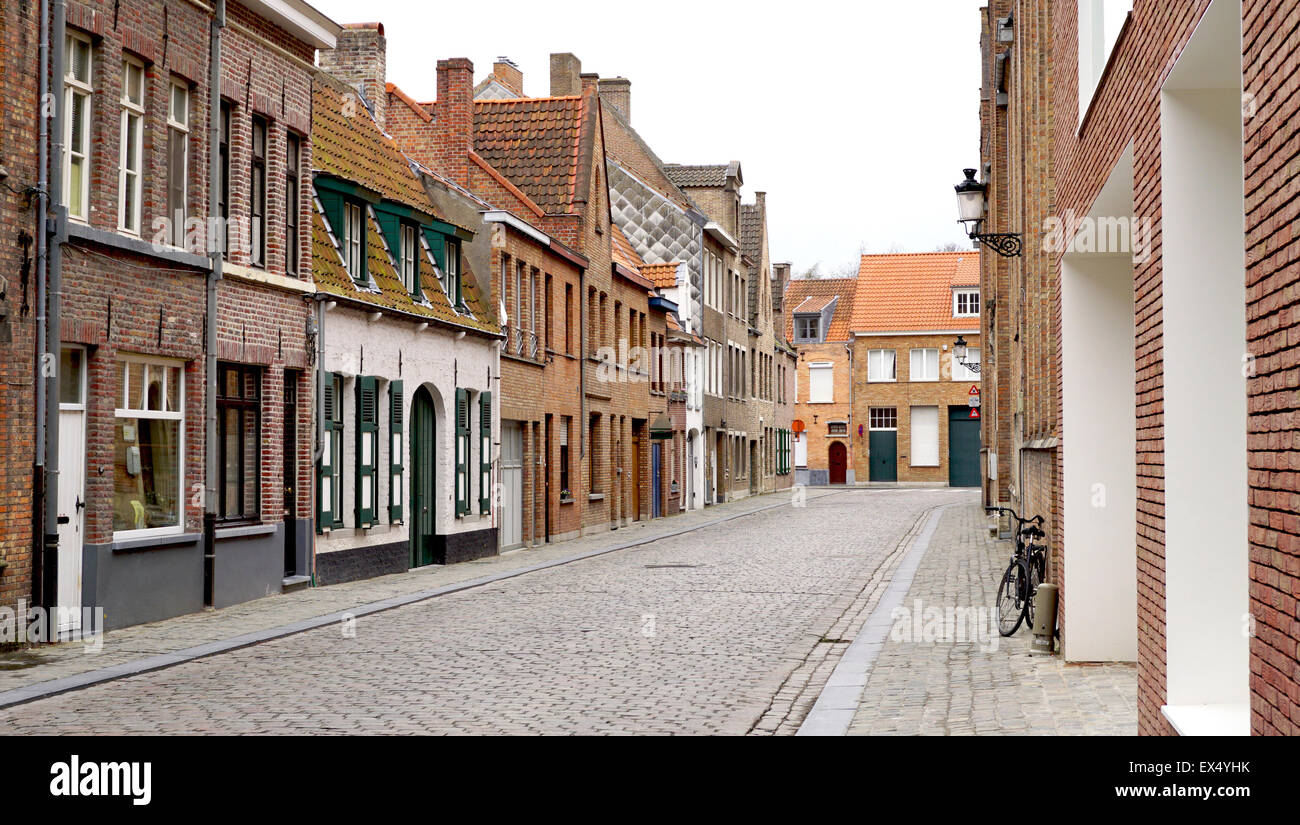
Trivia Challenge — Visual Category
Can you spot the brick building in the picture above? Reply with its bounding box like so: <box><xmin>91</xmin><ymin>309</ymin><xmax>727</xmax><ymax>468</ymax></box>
<box><xmin>849</xmin><ymin>253</ymin><xmax>983</xmax><ymax>488</ymax></box>
<box><xmin>978</xmin><ymin>0</ymin><xmax>1300</xmax><ymax>734</ymax></box>
<box><xmin>0</xmin><ymin>0</ymin><xmax>339</xmax><ymax>633</ymax></box>
<box><xmin>311</xmin><ymin>37</ymin><xmax>500</xmax><ymax>581</ymax></box>
<box><xmin>786</xmin><ymin>277</ymin><xmax>857</xmax><ymax>485</ymax></box>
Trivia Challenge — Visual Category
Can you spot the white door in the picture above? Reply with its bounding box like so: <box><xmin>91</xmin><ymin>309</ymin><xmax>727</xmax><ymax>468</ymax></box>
<box><xmin>500</xmin><ymin>422</ymin><xmax>523</xmax><ymax>549</ymax></box>
<box><xmin>57</xmin><ymin>347</ymin><xmax>87</xmax><ymax>635</ymax></box>
<box><xmin>794</xmin><ymin>432</ymin><xmax>808</xmax><ymax>468</ymax></box>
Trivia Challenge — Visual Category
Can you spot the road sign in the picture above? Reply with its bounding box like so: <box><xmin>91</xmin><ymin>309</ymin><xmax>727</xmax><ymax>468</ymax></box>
<box><xmin>968</xmin><ymin>385</ymin><xmax>981</xmax><ymax>409</ymax></box>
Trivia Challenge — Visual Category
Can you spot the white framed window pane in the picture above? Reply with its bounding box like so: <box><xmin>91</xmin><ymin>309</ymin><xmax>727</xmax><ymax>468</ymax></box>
<box><xmin>362</xmin><ymin>431</ymin><xmax>373</xmax><ymax>466</ymax></box>
<box><xmin>361</xmin><ymin>474</ymin><xmax>372</xmax><ymax>505</ymax></box>
<box><xmin>321</xmin><ymin>477</ymin><xmax>332</xmax><ymax>508</ymax></box>
<box><xmin>391</xmin><ymin>432</ymin><xmax>400</xmax><ymax>463</ymax></box>
<box><xmin>113</xmin><ymin>417</ymin><xmax>181</xmax><ymax>532</ymax></box>
<box><xmin>321</xmin><ymin>434</ymin><xmax>331</xmax><ymax>467</ymax></box>
<box><xmin>809</xmin><ymin>365</ymin><xmax>833</xmax><ymax>403</ymax></box>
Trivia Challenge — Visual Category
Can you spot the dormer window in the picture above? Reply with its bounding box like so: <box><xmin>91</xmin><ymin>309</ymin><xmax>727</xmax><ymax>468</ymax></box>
<box><xmin>344</xmin><ymin>202</ymin><xmax>365</xmax><ymax>283</ymax></box>
<box><xmin>442</xmin><ymin>239</ymin><xmax>461</xmax><ymax>307</ymax></box>
<box><xmin>794</xmin><ymin>315</ymin><xmax>821</xmax><ymax>343</ymax></box>
<box><xmin>399</xmin><ymin>222</ymin><xmax>419</xmax><ymax>295</ymax></box>
<box><xmin>953</xmin><ymin>288</ymin><xmax>980</xmax><ymax>317</ymax></box>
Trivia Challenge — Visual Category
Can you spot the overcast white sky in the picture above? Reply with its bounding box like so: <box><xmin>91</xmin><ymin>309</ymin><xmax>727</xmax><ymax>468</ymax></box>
<box><xmin>312</xmin><ymin>0</ymin><xmax>984</xmax><ymax>275</ymax></box>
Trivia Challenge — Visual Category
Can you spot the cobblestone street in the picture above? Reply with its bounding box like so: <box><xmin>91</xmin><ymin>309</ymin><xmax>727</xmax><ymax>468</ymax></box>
<box><xmin>0</xmin><ymin>489</ymin><xmax>1137</xmax><ymax>735</ymax></box>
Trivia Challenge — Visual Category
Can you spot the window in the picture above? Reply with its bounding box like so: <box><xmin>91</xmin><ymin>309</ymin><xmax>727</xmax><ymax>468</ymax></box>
<box><xmin>559</xmin><ymin>417</ymin><xmax>571</xmax><ymax>497</ymax></box>
<box><xmin>216</xmin><ymin>363</ymin><xmax>261</xmax><ymax>524</ymax></box>
<box><xmin>794</xmin><ymin>315</ymin><xmax>821</xmax><ymax>343</ymax></box>
<box><xmin>219</xmin><ymin>103</ymin><xmax>233</xmax><ymax>257</ymax></box>
<box><xmin>250</xmin><ymin>115</ymin><xmax>268</xmax><ymax>267</ymax></box>
<box><xmin>118</xmin><ymin>57</ymin><xmax>145</xmax><ymax>235</ymax></box>
<box><xmin>589</xmin><ymin>414</ymin><xmax>602</xmax><ymax>493</ymax></box>
<box><xmin>454</xmin><ymin>389</ymin><xmax>471</xmax><ymax>516</ymax></box>
<box><xmin>910</xmin><ymin>406</ymin><xmax>940</xmax><ymax>467</ymax></box>
<box><xmin>388</xmin><ymin>380</ymin><xmax>403</xmax><ymax>523</ymax></box>
<box><xmin>868</xmin><ymin>349</ymin><xmax>896</xmax><ymax>382</ymax></box>
<box><xmin>479</xmin><ymin>392</ymin><xmax>492</xmax><ymax>515</ymax></box>
<box><xmin>808</xmin><ymin>362</ymin><xmax>833</xmax><ymax>403</ymax></box>
<box><xmin>953</xmin><ymin>346</ymin><xmax>981</xmax><ymax>381</ymax></box>
<box><xmin>344</xmin><ymin>202</ymin><xmax>364</xmax><ymax>281</ymax></box>
<box><xmin>953</xmin><ymin>288</ymin><xmax>980</xmax><ymax>317</ymax></box>
<box><xmin>64</xmin><ymin>32</ymin><xmax>93</xmax><ymax>222</ymax></box>
<box><xmin>869</xmin><ymin>407</ymin><xmax>898</xmax><ymax>430</ymax></box>
<box><xmin>113</xmin><ymin>357</ymin><xmax>184</xmax><ymax>536</ymax></box>
<box><xmin>399</xmin><ymin>223</ymin><xmax>418</xmax><ymax>294</ymax></box>
<box><xmin>910</xmin><ymin>348</ymin><xmax>939</xmax><ymax>382</ymax></box>
<box><xmin>443</xmin><ymin>240</ymin><xmax>461</xmax><ymax>305</ymax></box>
<box><xmin>167</xmin><ymin>80</ymin><xmax>190</xmax><ymax>247</ymax></box>
<box><xmin>286</xmin><ymin>133</ymin><xmax>301</xmax><ymax>275</ymax></box>
<box><xmin>319</xmin><ymin>373</ymin><xmax>343</xmax><ymax>530</ymax></box>
<box><xmin>827</xmin><ymin>421</ymin><xmax>848</xmax><ymax>436</ymax></box>
<box><xmin>354</xmin><ymin>376</ymin><xmax>378</xmax><ymax>528</ymax></box>
<box><xmin>564</xmin><ymin>283</ymin><xmax>574</xmax><ymax>354</ymax></box>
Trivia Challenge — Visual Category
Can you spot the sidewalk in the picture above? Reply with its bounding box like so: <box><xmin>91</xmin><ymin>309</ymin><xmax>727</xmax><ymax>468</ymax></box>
<box><xmin>0</xmin><ymin>488</ymin><xmax>833</xmax><ymax>707</ymax></box>
<box><xmin>842</xmin><ymin>503</ymin><xmax>1137</xmax><ymax>735</ymax></box>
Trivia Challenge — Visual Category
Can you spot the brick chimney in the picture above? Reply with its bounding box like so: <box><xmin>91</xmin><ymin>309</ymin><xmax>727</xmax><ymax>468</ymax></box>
<box><xmin>598</xmin><ymin>77</ymin><xmax>631</xmax><ymax>122</ymax></box>
<box><xmin>319</xmin><ymin>23</ymin><xmax>388</xmax><ymax>129</ymax></box>
<box><xmin>550</xmin><ymin>53</ymin><xmax>582</xmax><ymax>96</ymax></box>
<box><xmin>580</xmin><ymin>73</ymin><xmax>599</xmax><ymax>95</ymax></box>
<box><xmin>772</xmin><ymin>262</ymin><xmax>792</xmax><ymax>320</ymax></box>
<box><xmin>493</xmin><ymin>58</ymin><xmax>524</xmax><ymax>96</ymax></box>
<box><xmin>434</xmin><ymin>57</ymin><xmax>474</xmax><ymax>187</ymax></box>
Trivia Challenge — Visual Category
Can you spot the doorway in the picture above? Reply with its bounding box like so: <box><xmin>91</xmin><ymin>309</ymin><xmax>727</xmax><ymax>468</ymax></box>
<box><xmin>411</xmin><ymin>387</ymin><xmax>437</xmax><ymax>567</ymax></box>
<box><xmin>828</xmin><ymin>441</ymin><xmax>848</xmax><ymax>485</ymax></box>
<box><xmin>651</xmin><ymin>442</ymin><xmax>662</xmax><ymax>518</ymax></box>
<box><xmin>500</xmin><ymin>422</ymin><xmax>523</xmax><ymax>549</ymax></box>
<box><xmin>947</xmin><ymin>406</ymin><xmax>982</xmax><ymax>488</ymax></box>
<box><xmin>56</xmin><ymin>346</ymin><xmax>87</xmax><ymax>635</ymax></box>
<box><xmin>283</xmin><ymin>371</ymin><xmax>299</xmax><ymax>577</ymax></box>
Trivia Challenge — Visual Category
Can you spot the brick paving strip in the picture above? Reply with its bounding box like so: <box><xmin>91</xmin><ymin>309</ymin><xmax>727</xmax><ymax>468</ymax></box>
<box><xmin>0</xmin><ymin>489</ymin><xmax>848</xmax><ymax>711</ymax></box>
<box><xmin>836</xmin><ymin>503</ymin><xmax>1137</xmax><ymax>736</ymax></box>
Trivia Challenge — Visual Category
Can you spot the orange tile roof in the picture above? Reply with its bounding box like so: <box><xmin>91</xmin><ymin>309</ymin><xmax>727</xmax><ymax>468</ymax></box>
<box><xmin>611</xmin><ymin>224</ymin><xmax>645</xmax><ymax>271</ymax></box>
<box><xmin>473</xmin><ymin>96</ymin><xmax>585</xmax><ymax>214</ymax></box>
<box><xmin>782</xmin><ymin>277</ymin><xmax>857</xmax><ymax>341</ymax></box>
<box><xmin>642</xmin><ymin>263</ymin><xmax>680</xmax><ymax>289</ymax></box>
<box><xmin>850</xmin><ymin>252</ymin><xmax>980</xmax><ymax>333</ymax></box>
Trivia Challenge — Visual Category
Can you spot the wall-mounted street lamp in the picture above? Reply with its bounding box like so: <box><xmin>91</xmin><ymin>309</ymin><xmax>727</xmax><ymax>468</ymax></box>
<box><xmin>955</xmin><ymin>168</ymin><xmax>1022</xmax><ymax>258</ymax></box>
<box><xmin>953</xmin><ymin>335</ymin><xmax>981</xmax><ymax>374</ymax></box>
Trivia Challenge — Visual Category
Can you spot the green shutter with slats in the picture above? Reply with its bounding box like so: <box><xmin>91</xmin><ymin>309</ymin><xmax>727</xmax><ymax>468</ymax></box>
<box><xmin>479</xmin><ymin>391</ymin><xmax>492</xmax><ymax>514</ymax></box>
<box><xmin>355</xmin><ymin>376</ymin><xmax>378</xmax><ymax>527</ymax></box>
<box><xmin>318</xmin><ymin>371</ymin><xmax>336</xmax><ymax>531</ymax></box>
<box><xmin>389</xmin><ymin>380</ymin><xmax>404</xmax><ymax>523</ymax></box>
<box><xmin>455</xmin><ymin>388</ymin><xmax>470</xmax><ymax>517</ymax></box>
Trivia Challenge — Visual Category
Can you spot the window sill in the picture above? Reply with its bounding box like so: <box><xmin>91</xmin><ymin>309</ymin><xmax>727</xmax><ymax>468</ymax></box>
<box><xmin>215</xmin><ymin>523</ymin><xmax>275</xmax><ymax>540</ymax></box>
<box><xmin>1160</xmin><ymin>704</ymin><xmax>1249</xmax><ymax>737</ymax></box>
<box><xmin>559</xmin><ymin>497</ymin><xmax>576</xmax><ymax>505</ymax></box>
<box><xmin>587</xmin><ymin>493</ymin><xmax>605</xmax><ymax>502</ymax></box>
<box><xmin>111</xmin><ymin>531</ymin><xmax>202</xmax><ymax>553</ymax></box>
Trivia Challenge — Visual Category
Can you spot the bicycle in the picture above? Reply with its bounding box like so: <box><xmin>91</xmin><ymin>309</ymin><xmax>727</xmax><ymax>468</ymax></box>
<box><xmin>986</xmin><ymin>507</ymin><xmax>1046</xmax><ymax>636</ymax></box>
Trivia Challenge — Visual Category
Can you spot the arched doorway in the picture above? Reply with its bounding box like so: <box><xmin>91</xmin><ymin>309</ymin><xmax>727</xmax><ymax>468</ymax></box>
<box><xmin>410</xmin><ymin>387</ymin><xmax>437</xmax><ymax>568</ymax></box>
<box><xmin>828</xmin><ymin>441</ymin><xmax>848</xmax><ymax>485</ymax></box>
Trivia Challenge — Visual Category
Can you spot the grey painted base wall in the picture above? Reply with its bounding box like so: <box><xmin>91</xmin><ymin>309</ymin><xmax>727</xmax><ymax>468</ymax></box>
<box><xmin>436</xmin><ymin>528</ymin><xmax>498</xmax><ymax>566</ymax></box>
<box><xmin>83</xmin><ymin>535</ymin><xmax>204</xmax><ymax>632</ymax></box>
<box><xmin>315</xmin><ymin>540</ymin><xmax>410</xmax><ymax>587</ymax></box>
<box><xmin>213</xmin><ymin>523</ymin><xmax>287</xmax><ymax>609</ymax></box>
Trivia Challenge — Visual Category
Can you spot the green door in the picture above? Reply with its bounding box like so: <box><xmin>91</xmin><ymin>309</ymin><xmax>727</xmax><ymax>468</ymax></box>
<box><xmin>948</xmin><ymin>406</ymin><xmax>982</xmax><ymax>488</ymax></box>
<box><xmin>868</xmin><ymin>430</ymin><xmax>897</xmax><ymax>482</ymax></box>
<box><xmin>411</xmin><ymin>388</ymin><xmax>437</xmax><ymax>567</ymax></box>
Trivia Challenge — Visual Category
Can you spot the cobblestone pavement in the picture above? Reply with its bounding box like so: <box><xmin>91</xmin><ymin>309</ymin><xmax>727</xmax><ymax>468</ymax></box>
<box><xmin>846</xmin><ymin>503</ymin><xmax>1138</xmax><ymax>736</ymax></box>
<box><xmin>0</xmin><ymin>488</ymin><xmax>968</xmax><ymax>735</ymax></box>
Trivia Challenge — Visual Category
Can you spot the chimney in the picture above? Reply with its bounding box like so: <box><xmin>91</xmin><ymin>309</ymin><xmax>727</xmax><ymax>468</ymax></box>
<box><xmin>598</xmin><ymin>77</ymin><xmax>631</xmax><ymax>122</ymax></box>
<box><xmin>319</xmin><ymin>23</ymin><xmax>387</xmax><ymax>129</ymax></box>
<box><xmin>434</xmin><ymin>57</ymin><xmax>474</xmax><ymax>187</ymax></box>
<box><xmin>550</xmin><ymin>53</ymin><xmax>582</xmax><ymax>96</ymax></box>
<box><xmin>772</xmin><ymin>262</ymin><xmax>792</xmax><ymax>319</ymax></box>
<box><xmin>580</xmin><ymin>73</ymin><xmax>599</xmax><ymax>95</ymax></box>
<box><xmin>493</xmin><ymin>58</ymin><xmax>524</xmax><ymax>96</ymax></box>
<box><xmin>755</xmin><ymin>191</ymin><xmax>767</xmax><ymax>210</ymax></box>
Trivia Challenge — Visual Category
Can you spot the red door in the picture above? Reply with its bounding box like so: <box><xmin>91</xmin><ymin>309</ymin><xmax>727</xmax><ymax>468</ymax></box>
<box><xmin>828</xmin><ymin>441</ymin><xmax>848</xmax><ymax>485</ymax></box>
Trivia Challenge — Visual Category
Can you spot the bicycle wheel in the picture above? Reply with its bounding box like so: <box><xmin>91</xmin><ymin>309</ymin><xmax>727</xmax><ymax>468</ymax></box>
<box><xmin>996</xmin><ymin>561</ymin><xmax>1027</xmax><ymax>637</ymax></box>
<box><xmin>1025</xmin><ymin>560</ymin><xmax>1042</xmax><ymax>628</ymax></box>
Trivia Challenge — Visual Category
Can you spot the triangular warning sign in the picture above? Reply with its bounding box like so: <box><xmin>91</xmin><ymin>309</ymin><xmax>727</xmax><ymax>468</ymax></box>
<box><xmin>970</xmin><ymin>408</ymin><xmax>980</xmax><ymax>419</ymax></box>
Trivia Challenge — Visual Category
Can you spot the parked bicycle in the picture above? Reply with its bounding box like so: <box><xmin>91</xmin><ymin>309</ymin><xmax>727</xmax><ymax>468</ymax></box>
<box><xmin>986</xmin><ymin>507</ymin><xmax>1046</xmax><ymax>636</ymax></box>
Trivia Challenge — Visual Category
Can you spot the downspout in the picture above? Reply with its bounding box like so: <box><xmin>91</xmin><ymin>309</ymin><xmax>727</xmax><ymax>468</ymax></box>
<box><xmin>41</xmin><ymin>0</ymin><xmax>68</xmax><ymax>612</ymax></box>
<box><xmin>311</xmin><ymin>293</ymin><xmax>327</xmax><ymax>588</ymax></box>
<box><xmin>203</xmin><ymin>0</ymin><xmax>226</xmax><ymax>608</ymax></box>
<box><xmin>579</xmin><ymin>267</ymin><xmax>586</xmax><ymax>488</ymax></box>
<box><xmin>32</xmin><ymin>0</ymin><xmax>50</xmax><ymax>606</ymax></box>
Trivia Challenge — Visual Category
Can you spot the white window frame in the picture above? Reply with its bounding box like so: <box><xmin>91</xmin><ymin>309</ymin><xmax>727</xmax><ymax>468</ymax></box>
<box><xmin>114</xmin><ymin>354</ymin><xmax>186</xmax><ymax>540</ymax></box>
<box><xmin>118</xmin><ymin>56</ymin><xmax>145</xmax><ymax>235</ymax></box>
<box><xmin>953</xmin><ymin>288</ymin><xmax>980</xmax><ymax>318</ymax></box>
<box><xmin>794</xmin><ymin>315</ymin><xmax>821</xmax><ymax>343</ymax></box>
<box><xmin>443</xmin><ymin>239</ymin><xmax>459</xmax><ymax>304</ymax></box>
<box><xmin>867</xmin><ymin>348</ymin><xmax>896</xmax><ymax>382</ymax></box>
<box><xmin>400</xmin><ymin>223</ymin><xmax>418</xmax><ymax>294</ymax></box>
<box><xmin>167</xmin><ymin>79</ymin><xmax>191</xmax><ymax>245</ymax></box>
<box><xmin>910</xmin><ymin>406</ymin><xmax>940</xmax><ymax>468</ymax></box>
<box><xmin>64</xmin><ymin>31</ymin><xmax>94</xmax><ymax>222</ymax></box>
<box><xmin>910</xmin><ymin>348</ymin><xmax>939</xmax><ymax>382</ymax></box>
<box><xmin>344</xmin><ymin>202</ymin><xmax>364</xmax><ymax>280</ymax></box>
<box><xmin>953</xmin><ymin>346</ymin><xmax>981</xmax><ymax>381</ymax></box>
<box><xmin>807</xmin><ymin>362</ymin><xmax>834</xmax><ymax>404</ymax></box>
<box><xmin>869</xmin><ymin>407</ymin><xmax>898</xmax><ymax>431</ymax></box>
<box><xmin>1078</xmin><ymin>0</ymin><xmax>1133</xmax><ymax>124</ymax></box>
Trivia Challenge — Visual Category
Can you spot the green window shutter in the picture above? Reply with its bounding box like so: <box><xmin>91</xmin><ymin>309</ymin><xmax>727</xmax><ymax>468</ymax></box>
<box><xmin>479</xmin><ymin>391</ymin><xmax>492</xmax><ymax>514</ymax></box>
<box><xmin>355</xmin><ymin>376</ymin><xmax>378</xmax><ymax>528</ymax></box>
<box><xmin>318</xmin><ymin>371</ymin><xmax>335</xmax><ymax>532</ymax></box>
<box><xmin>389</xmin><ymin>380</ymin><xmax>404</xmax><ymax>523</ymax></box>
<box><xmin>455</xmin><ymin>388</ymin><xmax>470</xmax><ymax>517</ymax></box>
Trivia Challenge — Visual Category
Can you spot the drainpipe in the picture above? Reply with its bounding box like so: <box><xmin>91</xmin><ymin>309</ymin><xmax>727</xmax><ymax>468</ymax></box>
<box><xmin>203</xmin><ymin>0</ymin><xmax>226</xmax><ymax>608</ymax></box>
<box><xmin>32</xmin><ymin>0</ymin><xmax>50</xmax><ymax>607</ymax></box>
<box><xmin>578</xmin><ymin>267</ymin><xmax>587</xmax><ymax>488</ymax></box>
<box><xmin>41</xmin><ymin>0</ymin><xmax>68</xmax><ymax>612</ymax></box>
<box><xmin>312</xmin><ymin>296</ymin><xmax>327</xmax><ymax>465</ymax></box>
